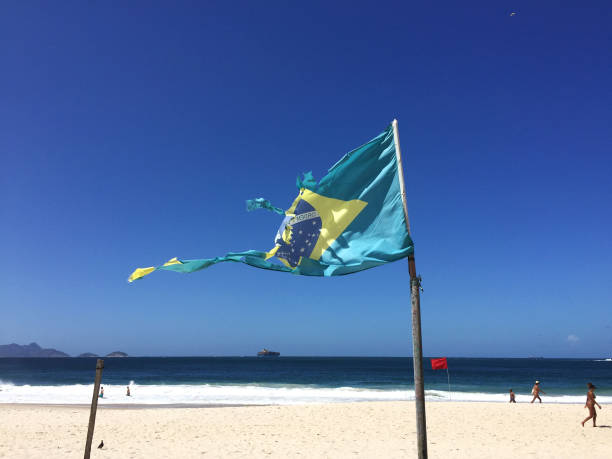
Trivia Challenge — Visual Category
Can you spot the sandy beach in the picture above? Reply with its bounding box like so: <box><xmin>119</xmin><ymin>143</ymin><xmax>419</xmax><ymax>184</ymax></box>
<box><xmin>0</xmin><ymin>401</ymin><xmax>609</xmax><ymax>458</ymax></box>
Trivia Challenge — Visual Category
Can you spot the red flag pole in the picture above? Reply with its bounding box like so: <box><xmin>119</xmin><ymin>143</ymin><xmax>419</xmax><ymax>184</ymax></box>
<box><xmin>392</xmin><ymin>119</ymin><xmax>427</xmax><ymax>459</ymax></box>
<box><xmin>447</xmin><ymin>367</ymin><xmax>451</xmax><ymax>400</ymax></box>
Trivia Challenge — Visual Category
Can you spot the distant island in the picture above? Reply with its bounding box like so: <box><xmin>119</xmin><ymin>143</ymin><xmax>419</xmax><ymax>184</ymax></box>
<box><xmin>106</xmin><ymin>351</ymin><xmax>128</xmax><ymax>358</ymax></box>
<box><xmin>78</xmin><ymin>352</ymin><xmax>130</xmax><ymax>358</ymax></box>
<box><xmin>0</xmin><ymin>342</ymin><xmax>69</xmax><ymax>358</ymax></box>
<box><xmin>0</xmin><ymin>343</ymin><xmax>129</xmax><ymax>358</ymax></box>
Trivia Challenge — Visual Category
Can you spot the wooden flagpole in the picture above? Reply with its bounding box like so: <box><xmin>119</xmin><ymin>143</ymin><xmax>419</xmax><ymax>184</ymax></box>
<box><xmin>84</xmin><ymin>359</ymin><xmax>104</xmax><ymax>459</ymax></box>
<box><xmin>392</xmin><ymin>119</ymin><xmax>428</xmax><ymax>459</ymax></box>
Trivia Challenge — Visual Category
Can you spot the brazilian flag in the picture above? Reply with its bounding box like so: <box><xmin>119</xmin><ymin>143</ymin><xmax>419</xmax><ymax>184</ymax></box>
<box><xmin>128</xmin><ymin>122</ymin><xmax>413</xmax><ymax>281</ymax></box>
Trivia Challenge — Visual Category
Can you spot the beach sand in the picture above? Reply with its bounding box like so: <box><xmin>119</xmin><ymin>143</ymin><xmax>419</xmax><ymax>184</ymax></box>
<box><xmin>0</xmin><ymin>401</ymin><xmax>609</xmax><ymax>458</ymax></box>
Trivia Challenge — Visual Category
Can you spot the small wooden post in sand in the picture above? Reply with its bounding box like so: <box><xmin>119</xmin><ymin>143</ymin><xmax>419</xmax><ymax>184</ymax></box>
<box><xmin>84</xmin><ymin>359</ymin><xmax>104</xmax><ymax>459</ymax></box>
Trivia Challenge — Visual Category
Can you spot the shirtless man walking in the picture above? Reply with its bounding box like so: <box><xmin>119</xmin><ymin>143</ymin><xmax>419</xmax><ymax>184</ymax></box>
<box><xmin>530</xmin><ymin>381</ymin><xmax>545</xmax><ymax>403</ymax></box>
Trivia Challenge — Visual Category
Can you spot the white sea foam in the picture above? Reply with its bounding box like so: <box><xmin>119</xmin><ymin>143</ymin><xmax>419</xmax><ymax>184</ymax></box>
<box><xmin>0</xmin><ymin>383</ymin><xmax>609</xmax><ymax>405</ymax></box>
<box><xmin>424</xmin><ymin>390</ymin><xmax>612</xmax><ymax>404</ymax></box>
<box><xmin>0</xmin><ymin>383</ymin><xmax>406</xmax><ymax>405</ymax></box>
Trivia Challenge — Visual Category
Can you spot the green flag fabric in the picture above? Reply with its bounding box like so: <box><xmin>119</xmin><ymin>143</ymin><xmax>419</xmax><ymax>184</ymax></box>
<box><xmin>128</xmin><ymin>123</ymin><xmax>414</xmax><ymax>282</ymax></box>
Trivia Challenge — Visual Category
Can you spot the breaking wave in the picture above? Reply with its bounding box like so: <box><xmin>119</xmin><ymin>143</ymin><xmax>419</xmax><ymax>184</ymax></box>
<box><xmin>1</xmin><ymin>382</ymin><xmax>609</xmax><ymax>405</ymax></box>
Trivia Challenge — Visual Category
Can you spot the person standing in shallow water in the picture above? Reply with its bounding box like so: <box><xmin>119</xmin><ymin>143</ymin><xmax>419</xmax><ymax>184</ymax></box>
<box><xmin>126</xmin><ymin>386</ymin><xmax>131</xmax><ymax>396</ymax></box>
<box><xmin>509</xmin><ymin>389</ymin><xmax>516</xmax><ymax>403</ymax></box>
<box><xmin>99</xmin><ymin>386</ymin><xmax>104</xmax><ymax>398</ymax></box>
<box><xmin>530</xmin><ymin>381</ymin><xmax>545</xmax><ymax>403</ymax></box>
<box><xmin>582</xmin><ymin>383</ymin><xmax>602</xmax><ymax>427</ymax></box>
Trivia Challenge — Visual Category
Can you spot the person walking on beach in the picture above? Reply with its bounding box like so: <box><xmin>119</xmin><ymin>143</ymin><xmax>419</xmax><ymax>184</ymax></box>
<box><xmin>530</xmin><ymin>381</ymin><xmax>545</xmax><ymax>403</ymax></box>
<box><xmin>99</xmin><ymin>386</ymin><xmax>104</xmax><ymax>398</ymax></box>
<box><xmin>126</xmin><ymin>386</ymin><xmax>131</xmax><ymax>396</ymax></box>
<box><xmin>509</xmin><ymin>389</ymin><xmax>516</xmax><ymax>403</ymax></box>
<box><xmin>582</xmin><ymin>383</ymin><xmax>602</xmax><ymax>427</ymax></box>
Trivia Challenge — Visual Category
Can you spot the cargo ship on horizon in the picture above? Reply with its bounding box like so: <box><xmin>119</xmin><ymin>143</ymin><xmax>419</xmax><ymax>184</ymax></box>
<box><xmin>257</xmin><ymin>349</ymin><xmax>280</xmax><ymax>357</ymax></box>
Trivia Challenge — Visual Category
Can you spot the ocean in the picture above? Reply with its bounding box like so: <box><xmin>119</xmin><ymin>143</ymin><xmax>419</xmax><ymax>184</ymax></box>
<box><xmin>0</xmin><ymin>357</ymin><xmax>610</xmax><ymax>405</ymax></box>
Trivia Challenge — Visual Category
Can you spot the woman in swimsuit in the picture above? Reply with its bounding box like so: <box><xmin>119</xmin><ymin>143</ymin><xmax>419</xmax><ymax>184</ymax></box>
<box><xmin>581</xmin><ymin>382</ymin><xmax>602</xmax><ymax>427</ymax></box>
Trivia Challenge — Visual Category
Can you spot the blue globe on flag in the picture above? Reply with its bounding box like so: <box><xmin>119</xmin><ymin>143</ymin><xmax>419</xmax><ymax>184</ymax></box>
<box><xmin>274</xmin><ymin>199</ymin><xmax>322</xmax><ymax>268</ymax></box>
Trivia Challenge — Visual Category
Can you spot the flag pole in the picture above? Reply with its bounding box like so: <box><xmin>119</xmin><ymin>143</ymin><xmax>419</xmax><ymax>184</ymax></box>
<box><xmin>447</xmin><ymin>367</ymin><xmax>451</xmax><ymax>400</ymax></box>
<box><xmin>392</xmin><ymin>119</ymin><xmax>427</xmax><ymax>459</ymax></box>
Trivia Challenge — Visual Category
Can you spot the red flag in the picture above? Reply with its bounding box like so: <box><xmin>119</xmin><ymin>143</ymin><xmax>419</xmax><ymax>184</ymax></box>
<box><xmin>431</xmin><ymin>357</ymin><xmax>448</xmax><ymax>370</ymax></box>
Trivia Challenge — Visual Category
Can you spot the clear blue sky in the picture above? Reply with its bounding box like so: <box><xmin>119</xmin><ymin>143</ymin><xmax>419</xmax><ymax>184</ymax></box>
<box><xmin>1</xmin><ymin>1</ymin><xmax>610</xmax><ymax>357</ymax></box>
